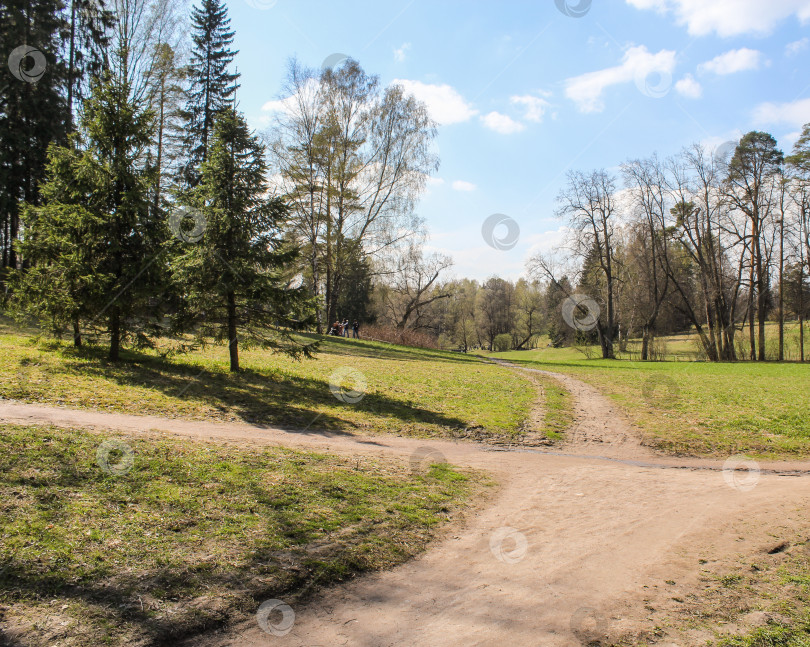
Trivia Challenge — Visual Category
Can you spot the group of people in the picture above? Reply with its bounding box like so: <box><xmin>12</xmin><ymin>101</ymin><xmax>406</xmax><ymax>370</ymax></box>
<box><xmin>330</xmin><ymin>319</ymin><xmax>360</xmax><ymax>338</ymax></box>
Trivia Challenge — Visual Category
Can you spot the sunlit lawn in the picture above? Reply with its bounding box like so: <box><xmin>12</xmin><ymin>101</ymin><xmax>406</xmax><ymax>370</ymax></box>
<box><xmin>0</xmin><ymin>423</ymin><xmax>485</xmax><ymax>646</ymax></box>
<box><xmin>0</xmin><ymin>321</ymin><xmax>536</xmax><ymax>441</ymax></box>
<box><xmin>493</xmin><ymin>341</ymin><xmax>810</xmax><ymax>458</ymax></box>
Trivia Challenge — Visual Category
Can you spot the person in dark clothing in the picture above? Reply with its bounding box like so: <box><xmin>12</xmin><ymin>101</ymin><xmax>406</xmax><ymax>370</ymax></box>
<box><xmin>352</xmin><ymin>321</ymin><xmax>359</xmax><ymax>338</ymax></box>
<box><xmin>342</xmin><ymin>319</ymin><xmax>350</xmax><ymax>337</ymax></box>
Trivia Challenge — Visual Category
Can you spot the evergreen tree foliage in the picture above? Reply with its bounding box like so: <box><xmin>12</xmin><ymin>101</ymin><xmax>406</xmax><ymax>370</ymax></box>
<box><xmin>180</xmin><ymin>0</ymin><xmax>239</xmax><ymax>187</ymax></box>
<box><xmin>12</xmin><ymin>73</ymin><xmax>165</xmax><ymax>359</ymax></box>
<box><xmin>171</xmin><ymin>108</ymin><xmax>316</xmax><ymax>371</ymax></box>
<box><xmin>1</xmin><ymin>0</ymin><xmax>70</xmax><ymax>272</ymax></box>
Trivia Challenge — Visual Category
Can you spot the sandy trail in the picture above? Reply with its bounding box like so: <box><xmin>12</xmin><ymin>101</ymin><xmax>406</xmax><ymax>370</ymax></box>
<box><xmin>2</xmin><ymin>362</ymin><xmax>810</xmax><ymax>647</ymax></box>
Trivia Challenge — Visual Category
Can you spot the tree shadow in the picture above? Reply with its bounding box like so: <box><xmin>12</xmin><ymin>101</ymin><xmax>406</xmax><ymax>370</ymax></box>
<box><xmin>52</xmin><ymin>345</ymin><xmax>472</xmax><ymax>434</ymax></box>
<box><xmin>296</xmin><ymin>332</ymin><xmax>485</xmax><ymax>365</ymax></box>
<box><xmin>0</xmin><ymin>448</ymin><xmax>459</xmax><ymax>646</ymax></box>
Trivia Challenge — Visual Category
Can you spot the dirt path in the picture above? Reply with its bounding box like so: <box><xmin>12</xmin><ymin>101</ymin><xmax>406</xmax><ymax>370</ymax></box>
<box><xmin>2</xmin><ymin>364</ymin><xmax>810</xmax><ymax>647</ymax></box>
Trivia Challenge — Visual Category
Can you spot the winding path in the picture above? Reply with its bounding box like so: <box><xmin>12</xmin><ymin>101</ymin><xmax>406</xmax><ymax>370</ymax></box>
<box><xmin>2</xmin><ymin>362</ymin><xmax>809</xmax><ymax>646</ymax></box>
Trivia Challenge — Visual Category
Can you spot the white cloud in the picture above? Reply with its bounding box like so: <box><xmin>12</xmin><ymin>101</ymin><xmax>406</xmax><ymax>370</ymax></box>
<box><xmin>782</xmin><ymin>131</ymin><xmax>802</xmax><ymax>150</ymax></box>
<box><xmin>625</xmin><ymin>0</ymin><xmax>810</xmax><ymax>37</ymax></box>
<box><xmin>700</xmin><ymin>132</ymin><xmax>743</xmax><ymax>152</ymax></box>
<box><xmin>524</xmin><ymin>226</ymin><xmax>570</xmax><ymax>261</ymax></box>
<box><xmin>752</xmin><ymin>98</ymin><xmax>810</xmax><ymax>128</ymax></box>
<box><xmin>698</xmin><ymin>48</ymin><xmax>763</xmax><ymax>75</ymax></box>
<box><xmin>261</xmin><ymin>77</ymin><xmax>320</xmax><ymax>116</ymax></box>
<box><xmin>786</xmin><ymin>37</ymin><xmax>809</xmax><ymax>56</ymax></box>
<box><xmin>393</xmin><ymin>42</ymin><xmax>411</xmax><ymax>62</ymax></box>
<box><xmin>510</xmin><ymin>94</ymin><xmax>551</xmax><ymax>123</ymax></box>
<box><xmin>261</xmin><ymin>94</ymin><xmax>301</xmax><ymax>115</ymax></box>
<box><xmin>451</xmin><ymin>180</ymin><xmax>476</xmax><ymax>192</ymax></box>
<box><xmin>564</xmin><ymin>45</ymin><xmax>677</xmax><ymax>113</ymax></box>
<box><xmin>426</xmin><ymin>176</ymin><xmax>445</xmax><ymax>187</ymax></box>
<box><xmin>675</xmin><ymin>74</ymin><xmax>702</xmax><ymax>98</ymax></box>
<box><xmin>391</xmin><ymin>79</ymin><xmax>477</xmax><ymax>125</ymax></box>
<box><xmin>480</xmin><ymin>111</ymin><xmax>525</xmax><ymax>134</ymax></box>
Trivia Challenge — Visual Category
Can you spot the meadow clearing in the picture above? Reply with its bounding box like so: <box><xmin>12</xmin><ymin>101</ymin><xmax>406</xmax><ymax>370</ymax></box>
<box><xmin>492</xmin><ymin>331</ymin><xmax>810</xmax><ymax>459</ymax></box>
<box><xmin>2</xmin><ymin>321</ymin><xmax>810</xmax><ymax>646</ymax></box>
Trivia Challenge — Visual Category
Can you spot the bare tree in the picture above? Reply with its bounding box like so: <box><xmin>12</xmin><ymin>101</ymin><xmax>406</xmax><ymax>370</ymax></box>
<box><xmin>376</xmin><ymin>242</ymin><xmax>453</xmax><ymax>330</ymax></box>
<box><xmin>108</xmin><ymin>0</ymin><xmax>186</xmax><ymax>105</ymax></box>
<box><xmin>622</xmin><ymin>156</ymin><xmax>671</xmax><ymax>359</ymax></box>
<box><xmin>662</xmin><ymin>144</ymin><xmax>747</xmax><ymax>361</ymax></box>
<box><xmin>554</xmin><ymin>170</ymin><xmax>620</xmax><ymax>358</ymax></box>
<box><xmin>724</xmin><ymin>132</ymin><xmax>784</xmax><ymax>360</ymax></box>
<box><xmin>268</xmin><ymin>58</ymin><xmax>438</xmax><ymax>331</ymax></box>
<box><xmin>787</xmin><ymin>123</ymin><xmax>810</xmax><ymax>361</ymax></box>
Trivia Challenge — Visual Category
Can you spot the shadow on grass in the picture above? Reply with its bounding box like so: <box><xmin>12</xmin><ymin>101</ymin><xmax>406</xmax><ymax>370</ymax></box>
<box><xmin>49</xmin><ymin>343</ymin><xmax>471</xmax><ymax>435</ymax></box>
<box><xmin>0</xmin><ymin>439</ymin><xmax>450</xmax><ymax>647</ymax></box>
<box><xmin>295</xmin><ymin>332</ymin><xmax>485</xmax><ymax>365</ymax></box>
<box><xmin>0</xmin><ymin>545</ymin><xmax>362</xmax><ymax>646</ymax></box>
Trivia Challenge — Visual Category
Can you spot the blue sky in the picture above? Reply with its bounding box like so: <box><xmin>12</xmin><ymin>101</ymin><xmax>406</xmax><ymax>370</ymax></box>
<box><xmin>226</xmin><ymin>0</ymin><xmax>810</xmax><ymax>281</ymax></box>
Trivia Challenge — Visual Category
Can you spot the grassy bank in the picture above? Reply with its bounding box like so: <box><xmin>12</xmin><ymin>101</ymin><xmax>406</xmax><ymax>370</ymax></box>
<box><xmin>0</xmin><ymin>322</ymin><xmax>537</xmax><ymax>442</ymax></box>
<box><xmin>0</xmin><ymin>423</ymin><xmax>487</xmax><ymax>646</ymax></box>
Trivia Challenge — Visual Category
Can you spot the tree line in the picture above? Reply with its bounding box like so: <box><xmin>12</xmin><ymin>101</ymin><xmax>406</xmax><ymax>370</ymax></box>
<box><xmin>5</xmin><ymin>1</ymin><xmax>808</xmax><ymax>364</ymax></box>
<box><xmin>1</xmin><ymin>0</ymin><xmax>438</xmax><ymax>369</ymax></box>
<box><xmin>372</xmin><ymin>131</ymin><xmax>810</xmax><ymax>363</ymax></box>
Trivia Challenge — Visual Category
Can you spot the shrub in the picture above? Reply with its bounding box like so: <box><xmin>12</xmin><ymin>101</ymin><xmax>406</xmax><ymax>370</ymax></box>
<box><xmin>493</xmin><ymin>334</ymin><xmax>512</xmax><ymax>352</ymax></box>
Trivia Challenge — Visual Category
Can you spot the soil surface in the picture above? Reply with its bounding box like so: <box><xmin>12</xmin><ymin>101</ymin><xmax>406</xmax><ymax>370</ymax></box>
<box><xmin>2</xmin><ymin>361</ymin><xmax>809</xmax><ymax>646</ymax></box>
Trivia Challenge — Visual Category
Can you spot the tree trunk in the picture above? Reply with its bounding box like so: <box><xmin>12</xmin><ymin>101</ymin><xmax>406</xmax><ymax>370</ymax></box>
<box><xmin>67</xmin><ymin>0</ymin><xmax>77</xmax><ymax>133</ymax></box>
<box><xmin>748</xmin><ymin>261</ymin><xmax>756</xmax><ymax>361</ymax></box>
<box><xmin>109</xmin><ymin>307</ymin><xmax>121</xmax><ymax>361</ymax></box>
<box><xmin>324</xmin><ymin>165</ymin><xmax>333</xmax><ymax>328</ymax></box>
<box><xmin>153</xmin><ymin>76</ymin><xmax>165</xmax><ymax>218</ymax></box>
<box><xmin>598</xmin><ymin>326</ymin><xmax>614</xmax><ymax>359</ymax></box>
<box><xmin>8</xmin><ymin>205</ymin><xmax>18</xmax><ymax>270</ymax></box>
<box><xmin>755</xmin><ymin>235</ymin><xmax>766</xmax><ymax>362</ymax></box>
<box><xmin>641</xmin><ymin>326</ymin><xmax>650</xmax><ymax>361</ymax></box>
<box><xmin>778</xmin><ymin>215</ymin><xmax>784</xmax><ymax>361</ymax></box>
<box><xmin>73</xmin><ymin>315</ymin><xmax>82</xmax><ymax>348</ymax></box>
<box><xmin>227</xmin><ymin>290</ymin><xmax>239</xmax><ymax>372</ymax></box>
<box><xmin>800</xmin><ymin>261</ymin><xmax>805</xmax><ymax>363</ymax></box>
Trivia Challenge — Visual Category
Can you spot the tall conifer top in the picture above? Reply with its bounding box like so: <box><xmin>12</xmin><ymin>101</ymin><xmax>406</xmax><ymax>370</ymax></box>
<box><xmin>183</xmin><ymin>0</ymin><xmax>240</xmax><ymax>186</ymax></box>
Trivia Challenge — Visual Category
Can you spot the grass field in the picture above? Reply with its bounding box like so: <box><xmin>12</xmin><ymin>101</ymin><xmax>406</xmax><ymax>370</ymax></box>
<box><xmin>0</xmin><ymin>423</ymin><xmax>486</xmax><ymax>646</ymax></box>
<box><xmin>493</xmin><ymin>343</ymin><xmax>810</xmax><ymax>458</ymax></box>
<box><xmin>0</xmin><ymin>322</ymin><xmax>539</xmax><ymax>442</ymax></box>
<box><xmin>579</xmin><ymin>321</ymin><xmax>810</xmax><ymax>363</ymax></box>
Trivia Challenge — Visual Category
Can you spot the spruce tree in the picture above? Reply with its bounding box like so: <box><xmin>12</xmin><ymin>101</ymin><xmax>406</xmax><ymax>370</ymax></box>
<box><xmin>171</xmin><ymin>108</ymin><xmax>316</xmax><ymax>371</ymax></box>
<box><xmin>0</xmin><ymin>0</ymin><xmax>70</xmax><ymax>272</ymax></box>
<box><xmin>181</xmin><ymin>0</ymin><xmax>239</xmax><ymax>187</ymax></box>
<box><xmin>12</xmin><ymin>73</ymin><xmax>164</xmax><ymax>359</ymax></box>
<box><xmin>65</xmin><ymin>0</ymin><xmax>114</xmax><ymax>132</ymax></box>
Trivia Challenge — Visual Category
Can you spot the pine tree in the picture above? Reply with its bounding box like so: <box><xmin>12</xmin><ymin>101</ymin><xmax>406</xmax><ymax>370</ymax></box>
<box><xmin>180</xmin><ymin>0</ymin><xmax>239</xmax><ymax>187</ymax></box>
<box><xmin>171</xmin><ymin>108</ymin><xmax>316</xmax><ymax>371</ymax></box>
<box><xmin>12</xmin><ymin>73</ymin><xmax>165</xmax><ymax>359</ymax></box>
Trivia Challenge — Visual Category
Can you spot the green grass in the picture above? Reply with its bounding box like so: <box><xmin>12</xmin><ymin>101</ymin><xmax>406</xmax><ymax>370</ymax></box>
<box><xmin>697</xmin><ymin>541</ymin><xmax>810</xmax><ymax>647</ymax></box>
<box><xmin>0</xmin><ymin>423</ymin><xmax>487</xmax><ymax>646</ymax></box>
<box><xmin>719</xmin><ymin>623</ymin><xmax>810</xmax><ymax>647</ymax></box>
<box><xmin>0</xmin><ymin>322</ymin><xmax>536</xmax><ymax>442</ymax></box>
<box><xmin>564</xmin><ymin>320</ymin><xmax>810</xmax><ymax>363</ymax></box>
<box><xmin>493</xmin><ymin>344</ymin><xmax>810</xmax><ymax>458</ymax></box>
<box><xmin>535</xmin><ymin>373</ymin><xmax>574</xmax><ymax>441</ymax></box>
